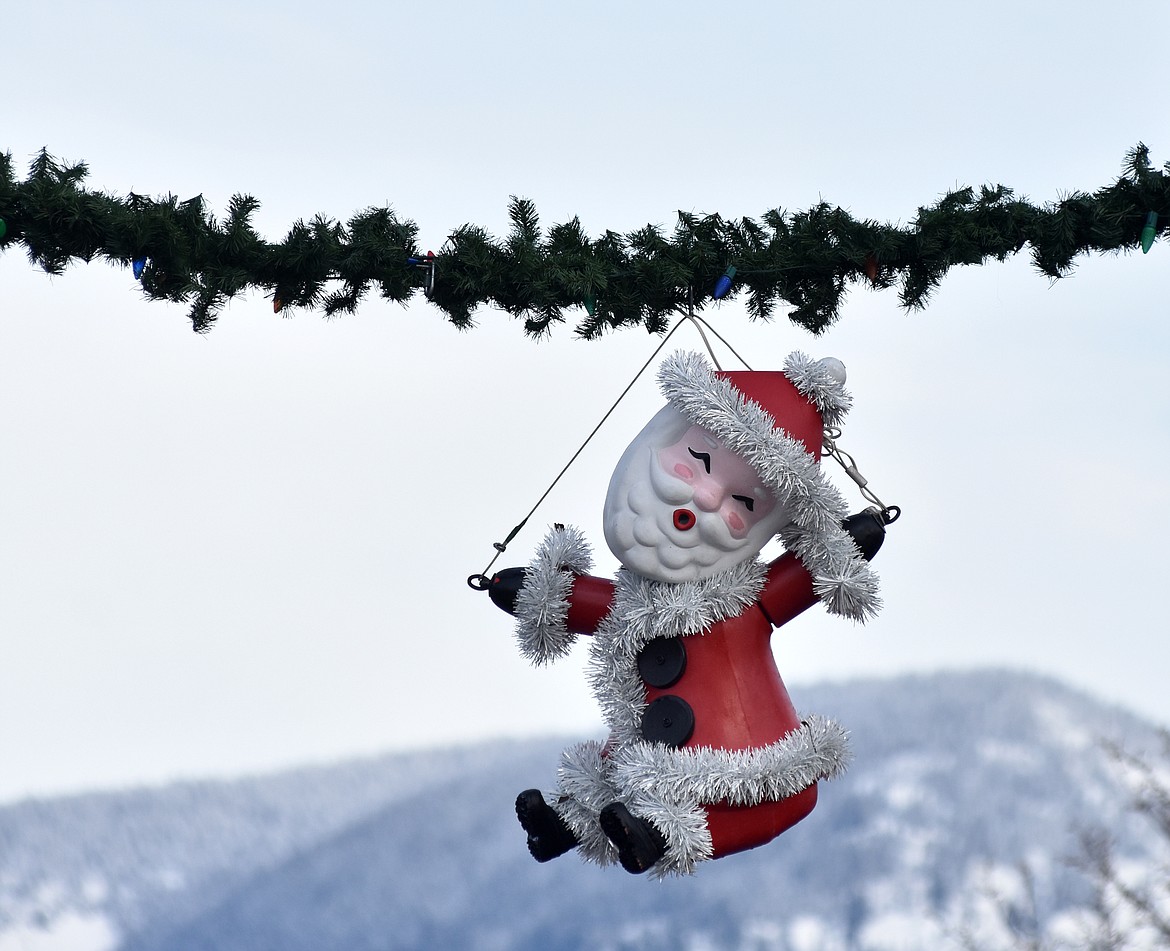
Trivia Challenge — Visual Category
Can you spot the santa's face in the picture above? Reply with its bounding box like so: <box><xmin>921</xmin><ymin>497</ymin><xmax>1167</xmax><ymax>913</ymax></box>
<box><xmin>603</xmin><ymin>406</ymin><xmax>791</xmax><ymax>583</ymax></box>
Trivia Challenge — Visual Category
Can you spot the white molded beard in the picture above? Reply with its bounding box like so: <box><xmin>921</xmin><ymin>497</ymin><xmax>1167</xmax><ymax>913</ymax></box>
<box><xmin>602</xmin><ymin>407</ymin><xmax>790</xmax><ymax>583</ymax></box>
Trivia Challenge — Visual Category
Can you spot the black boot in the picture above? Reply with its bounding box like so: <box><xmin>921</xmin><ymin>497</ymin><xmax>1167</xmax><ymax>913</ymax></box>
<box><xmin>599</xmin><ymin>802</ymin><xmax>667</xmax><ymax>874</ymax></box>
<box><xmin>515</xmin><ymin>789</ymin><xmax>579</xmax><ymax>862</ymax></box>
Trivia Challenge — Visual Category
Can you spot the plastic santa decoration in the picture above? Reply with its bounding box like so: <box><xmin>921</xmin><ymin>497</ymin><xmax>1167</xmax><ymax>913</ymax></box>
<box><xmin>483</xmin><ymin>350</ymin><xmax>888</xmax><ymax>877</ymax></box>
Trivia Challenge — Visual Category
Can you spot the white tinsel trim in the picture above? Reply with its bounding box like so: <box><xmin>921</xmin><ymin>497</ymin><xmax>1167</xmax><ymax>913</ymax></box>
<box><xmin>513</xmin><ymin>525</ymin><xmax>594</xmax><ymax>665</ymax></box>
<box><xmin>554</xmin><ymin>741</ymin><xmax>619</xmax><ymax>866</ymax></box>
<box><xmin>622</xmin><ymin>716</ymin><xmax>849</xmax><ymax>878</ymax></box>
<box><xmin>782</xmin><ymin>350</ymin><xmax>852</xmax><ymax>430</ymax></box>
<box><xmin>636</xmin><ymin>796</ymin><xmax>713</xmax><ymax>878</ymax></box>
<box><xmin>549</xmin><ymin>739</ymin><xmax>709</xmax><ymax>876</ymax></box>
<box><xmin>608</xmin><ymin>715</ymin><xmax>850</xmax><ymax>808</ymax></box>
<box><xmin>777</xmin><ymin>520</ymin><xmax>882</xmax><ymax>622</ymax></box>
<box><xmin>546</xmin><ymin>719</ymin><xmax>849</xmax><ymax>878</ymax></box>
<box><xmin>657</xmin><ymin>350</ymin><xmax>880</xmax><ymax>622</ymax></box>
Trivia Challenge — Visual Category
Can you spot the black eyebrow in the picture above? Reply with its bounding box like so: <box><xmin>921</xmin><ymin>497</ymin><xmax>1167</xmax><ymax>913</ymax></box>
<box><xmin>732</xmin><ymin>494</ymin><xmax>755</xmax><ymax>512</ymax></box>
<box><xmin>688</xmin><ymin>447</ymin><xmax>711</xmax><ymax>473</ymax></box>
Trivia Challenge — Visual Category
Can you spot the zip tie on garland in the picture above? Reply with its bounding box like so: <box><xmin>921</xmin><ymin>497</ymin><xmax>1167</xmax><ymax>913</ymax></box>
<box><xmin>408</xmin><ymin>250</ymin><xmax>437</xmax><ymax>298</ymax></box>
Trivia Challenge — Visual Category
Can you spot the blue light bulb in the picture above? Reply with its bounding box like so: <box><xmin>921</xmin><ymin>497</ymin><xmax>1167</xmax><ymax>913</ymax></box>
<box><xmin>713</xmin><ymin>265</ymin><xmax>736</xmax><ymax>300</ymax></box>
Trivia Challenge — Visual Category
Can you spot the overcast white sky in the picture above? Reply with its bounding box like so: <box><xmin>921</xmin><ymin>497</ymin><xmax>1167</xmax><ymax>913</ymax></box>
<box><xmin>2</xmin><ymin>0</ymin><xmax>1167</xmax><ymax>804</ymax></box>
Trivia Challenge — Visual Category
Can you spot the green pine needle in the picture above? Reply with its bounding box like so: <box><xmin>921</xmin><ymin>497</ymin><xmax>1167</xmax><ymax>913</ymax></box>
<box><xmin>0</xmin><ymin>146</ymin><xmax>1166</xmax><ymax>335</ymax></box>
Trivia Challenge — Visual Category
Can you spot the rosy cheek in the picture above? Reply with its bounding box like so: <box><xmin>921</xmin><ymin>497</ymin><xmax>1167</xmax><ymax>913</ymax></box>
<box><xmin>726</xmin><ymin>511</ymin><xmax>746</xmax><ymax>535</ymax></box>
<box><xmin>673</xmin><ymin>463</ymin><xmax>694</xmax><ymax>480</ymax></box>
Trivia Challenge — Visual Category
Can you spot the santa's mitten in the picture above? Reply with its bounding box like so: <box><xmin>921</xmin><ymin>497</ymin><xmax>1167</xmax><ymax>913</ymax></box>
<box><xmin>842</xmin><ymin>507</ymin><xmax>887</xmax><ymax>561</ymax></box>
<box><xmin>487</xmin><ymin>567</ymin><xmax>527</xmax><ymax>614</ymax></box>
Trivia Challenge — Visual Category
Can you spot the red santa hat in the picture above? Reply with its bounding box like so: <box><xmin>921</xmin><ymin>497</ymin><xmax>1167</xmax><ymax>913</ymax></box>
<box><xmin>657</xmin><ymin>351</ymin><xmax>880</xmax><ymax>621</ymax></box>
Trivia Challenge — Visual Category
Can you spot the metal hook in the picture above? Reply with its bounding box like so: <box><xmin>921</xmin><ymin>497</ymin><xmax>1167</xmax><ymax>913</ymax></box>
<box><xmin>822</xmin><ymin>431</ymin><xmax>900</xmax><ymax>524</ymax></box>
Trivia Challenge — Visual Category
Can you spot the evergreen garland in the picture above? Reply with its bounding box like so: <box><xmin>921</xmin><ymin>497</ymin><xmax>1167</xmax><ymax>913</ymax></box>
<box><xmin>0</xmin><ymin>145</ymin><xmax>1165</xmax><ymax>335</ymax></box>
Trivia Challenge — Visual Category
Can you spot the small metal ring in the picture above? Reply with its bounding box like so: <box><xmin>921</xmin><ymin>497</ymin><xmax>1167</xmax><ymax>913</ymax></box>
<box><xmin>882</xmin><ymin>505</ymin><xmax>901</xmax><ymax>525</ymax></box>
<box><xmin>467</xmin><ymin>573</ymin><xmax>492</xmax><ymax>591</ymax></box>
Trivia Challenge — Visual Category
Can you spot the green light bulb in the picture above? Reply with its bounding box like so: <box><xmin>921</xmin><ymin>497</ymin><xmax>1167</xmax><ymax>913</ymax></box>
<box><xmin>1140</xmin><ymin>211</ymin><xmax>1157</xmax><ymax>254</ymax></box>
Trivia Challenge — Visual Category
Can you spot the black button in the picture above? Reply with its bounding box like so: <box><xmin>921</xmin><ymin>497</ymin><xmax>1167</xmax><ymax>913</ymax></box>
<box><xmin>640</xmin><ymin>695</ymin><xmax>695</xmax><ymax>747</ymax></box>
<box><xmin>636</xmin><ymin>636</ymin><xmax>687</xmax><ymax>688</ymax></box>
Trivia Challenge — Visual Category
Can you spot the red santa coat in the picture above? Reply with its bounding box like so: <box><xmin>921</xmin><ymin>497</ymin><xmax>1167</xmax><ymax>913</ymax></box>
<box><xmin>562</xmin><ymin>549</ymin><xmax>829</xmax><ymax>860</ymax></box>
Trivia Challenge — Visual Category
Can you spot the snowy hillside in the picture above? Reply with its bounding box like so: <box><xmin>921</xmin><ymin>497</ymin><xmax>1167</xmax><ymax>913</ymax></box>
<box><xmin>0</xmin><ymin>670</ymin><xmax>1163</xmax><ymax>951</ymax></box>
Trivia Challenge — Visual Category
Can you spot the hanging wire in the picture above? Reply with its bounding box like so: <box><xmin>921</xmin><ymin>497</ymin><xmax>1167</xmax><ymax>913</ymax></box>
<box><xmin>468</xmin><ymin>316</ymin><xmax>695</xmax><ymax>589</ymax></box>
<box><xmin>684</xmin><ymin>287</ymin><xmax>723</xmax><ymax>370</ymax></box>
<box><xmin>466</xmin><ymin>311</ymin><xmax>897</xmax><ymax>591</ymax></box>
<box><xmin>822</xmin><ymin>427</ymin><xmax>901</xmax><ymax>524</ymax></box>
<box><xmin>687</xmin><ymin>310</ymin><xmax>753</xmax><ymax>371</ymax></box>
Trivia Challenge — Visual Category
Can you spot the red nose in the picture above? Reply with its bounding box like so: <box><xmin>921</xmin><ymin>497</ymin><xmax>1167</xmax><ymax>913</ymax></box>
<box><xmin>673</xmin><ymin>508</ymin><xmax>696</xmax><ymax>531</ymax></box>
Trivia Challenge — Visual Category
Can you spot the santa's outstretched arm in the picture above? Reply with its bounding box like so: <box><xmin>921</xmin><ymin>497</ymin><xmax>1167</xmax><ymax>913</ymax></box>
<box><xmin>760</xmin><ymin>507</ymin><xmax>888</xmax><ymax>629</ymax></box>
<box><xmin>486</xmin><ymin>525</ymin><xmax>615</xmax><ymax>665</ymax></box>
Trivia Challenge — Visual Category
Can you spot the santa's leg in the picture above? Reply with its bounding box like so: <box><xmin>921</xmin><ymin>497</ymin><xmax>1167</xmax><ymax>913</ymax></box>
<box><xmin>515</xmin><ymin>789</ymin><xmax>579</xmax><ymax>862</ymax></box>
<box><xmin>704</xmin><ymin>783</ymin><xmax>819</xmax><ymax>859</ymax></box>
<box><xmin>598</xmin><ymin>801</ymin><xmax>667</xmax><ymax>874</ymax></box>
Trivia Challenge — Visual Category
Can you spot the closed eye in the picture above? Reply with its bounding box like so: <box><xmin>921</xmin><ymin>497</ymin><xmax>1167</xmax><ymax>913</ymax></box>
<box><xmin>688</xmin><ymin>448</ymin><xmax>711</xmax><ymax>474</ymax></box>
<box><xmin>732</xmin><ymin>495</ymin><xmax>755</xmax><ymax>512</ymax></box>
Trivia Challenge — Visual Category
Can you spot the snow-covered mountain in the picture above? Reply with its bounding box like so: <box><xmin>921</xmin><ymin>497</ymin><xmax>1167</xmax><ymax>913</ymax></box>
<box><xmin>1</xmin><ymin>670</ymin><xmax>1164</xmax><ymax>951</ymax></box>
